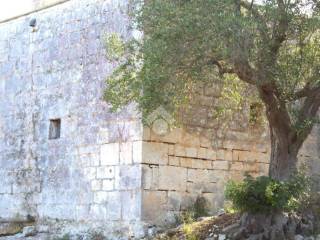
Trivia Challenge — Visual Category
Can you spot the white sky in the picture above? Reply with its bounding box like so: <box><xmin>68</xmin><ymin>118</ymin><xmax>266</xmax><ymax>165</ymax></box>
<box><xmin>0</xmin><ymin>0</ymin><xmax>34</xmax><ymax>21</ymax></box>
<box><xmin>0</xmin><ymin>0</ymin><xmax>313</xmax><ymax>22</ymax></box>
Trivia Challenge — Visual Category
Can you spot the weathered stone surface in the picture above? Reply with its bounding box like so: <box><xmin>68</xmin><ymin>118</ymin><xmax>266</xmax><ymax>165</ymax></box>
<box><xmin>158</xmin><ymin>166</ymin><xmax>187</xmax><ymax>191</ymax></box>
<box><xmin>167</xmin><ymin>191</ymin><xmax>195</xmax><ymax>211</ymax></box>
<box><xmin>101</xmin><ymin>143</ymin><xmax>119</xmax><ymax>166</ymax></box>
<box><xmin>120</xmin><ymin>142</ymin><xmax>133</xmax><ymax>165</ymax></box>
<box><xmin>1</xmin><ymin>0</ymin><xmax>319</xmax><ymax>237</ymax></box>
<box><xmin>212</xmin><ymin>161</ymin><xmax>229</xmax><ymax>170</ymax></box>
<box><xmin>142</xmin><ymin>191</ymin><xmax>167</xmax><ymax>223</ymax></box>
<box><xmin>168</xmin><ymin>156</ymin><xmax>180</xmax><ymax>166</ymax></box>
<box><xmin>142</xmin><ymin>142</ymin><xmax>168</xmax><ymax>165</ymax></box>
<box><xmin>22</xmin><ymin>226</ymin><xmax>37</xmax><ymax>237</ymax></box>
<box><xmin>0</xmin><ymin>222</ymin><xmax>23</xmax><ymax>236</ymax></box>
<box><xmin>0</xmin><ymin>0</ymin><xmax>144</xmax><ymax>238</ymax></box>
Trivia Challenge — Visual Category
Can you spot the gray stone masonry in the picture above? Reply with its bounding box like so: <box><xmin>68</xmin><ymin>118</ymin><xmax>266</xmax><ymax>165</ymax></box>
<box><xmin>0</xmin><ymin>0</ymin><xmax>145</xmax><ymax>238</ymax></box>
<box><xmin>0</xmin><ymin>0</ymin><xmax>319</xmax><ymax>239</ymax></box>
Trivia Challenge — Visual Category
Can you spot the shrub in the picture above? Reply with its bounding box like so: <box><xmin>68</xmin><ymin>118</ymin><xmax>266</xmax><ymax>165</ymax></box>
<box><xmin>224</xmin><ymin>201</ymin><xmax>237</xmax><ymax>214</ymax></box>
<box><xmin>175</xmin><ymin>196</ymin><xmax>209</xmax><ymax>224</ymax></box>
<box><xmin>182</xmin><ymin>224</ymin><xmax>198</xmax><ymax>240</ymax></box>
<box><xmin>225</xmin><ymin>172</ymin><xmax>311</xmax><ymax>214</ymax></box>
<box><xmin>192</xmin><ymin>196</ymin><xmax>210</xmax><ymax>219</ymax></box>
<box><xmin>176</xmin><ymin>209</ymin><xmax>195</xmax><ymax>225</ymax></box>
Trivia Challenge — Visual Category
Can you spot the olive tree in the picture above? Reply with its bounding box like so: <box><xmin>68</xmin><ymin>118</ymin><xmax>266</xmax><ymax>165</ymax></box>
<box><xmin>104</xmin><ymin>0</ymin><xmax>320</xmax><ymax>181</ymax></box>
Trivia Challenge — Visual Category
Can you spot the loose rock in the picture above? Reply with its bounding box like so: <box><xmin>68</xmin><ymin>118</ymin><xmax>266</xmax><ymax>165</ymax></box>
<box><xmin>0</xmin><ymin>223</ymin><xmax>23</xmax><ymax>236</ymax></box>
<box><xmin>22</xmin><ymin>226</ymin><xmax>37</xmax><ymax>237</ymax></box>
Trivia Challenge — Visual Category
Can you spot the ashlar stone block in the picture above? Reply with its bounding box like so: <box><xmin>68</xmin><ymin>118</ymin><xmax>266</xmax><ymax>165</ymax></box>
<box><xmin>142</xmin><ymin>191</ymin><xmax>167</xmax><ymax>222</ymax></box>
<box><xmin>96</xmin><ymin>166</ymin><xmax>115</xmax><ymax>179</ymax></box>
<box><xmin>115</xmin><ymin>165</ymin><xmax>141</xmax><ymax>190</ymax></box>
<box><xmin>91</xmin><ymin>180</ymin><xmax>102</xmax><ymax>191</ymax></box>
<box><xmin>206</xmin><ymin>149</ymin><xmax>216</xmax><ymax>160</ymax></box>
<box><xmin>133</xmin><ymin>141</ymin><xmax>143</xmax><ymax>163</ymax></box>
<box><xmin>121</xmin><ymin>190</ymin><xmax>141</xmax><ymax>220</ymax></box>
<box><xmin>158</xmin><ymin>166</ymin><xmax>187</xmax><ymax>191</ymax></box>
<box><xmin>105</xmin><ymin>192</ymin><xmax>121</xmax><ymax>220</ymax></box>
<box><xmin>197</xmin><ymin>147</ymin><xmax>207</xmax><ymax>159</ymax></box>
<box><xmin>102</xmin><ymin>179</ymin><xmax>114</xmax><ymax>191</ymax></box>
<box><xmin>168</xmin><ymin>156</ymin><xmax>180</xmax><ymax>166</ymax></box>
<box><xmin>167</xmin><ymin>192</ymin><xmax>197</xmax><ymax>211</ymax></box>
<box><xmin>185</xmin><ymin>147</ymin><xmax>197</xmax><ymax>158</ymax></box>
<box><xmin>212</xmin><ymin>160</ymin><xmax>229</xmax><ymax>170</ymax></box>
<box><xmin>187</xmin><ymin>169</ymin><xmax>217</xmax><ymax>183</ymax></box>
<box><xmin>119</xmin><ymin>142</ymin><xmax>132</xmax><ymax>165</ymax></box>
<box><xmin>100</xmin><ymin>143</ymin><xmax>119</xmax><ymax>166</ymax></box>
<box><xmin>142</xmin><ymin>142</ymin><xmax>168</xmax><ymax>165</ymax></box>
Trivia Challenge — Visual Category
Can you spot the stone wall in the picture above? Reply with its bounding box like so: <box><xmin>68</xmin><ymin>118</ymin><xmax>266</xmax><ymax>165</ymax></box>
<box><xmin>0</xmin><ymin>0</ymin><xmax>145</xmax><ymax>238</ymax></box>
<box><xmin>140</xmin><ymin>81</ymin><xmax>320</xmax><ymax>226</ymax></box>
<box><xmin>140</xmin><ymin>125</ymin><xmax>270</xmax><ymax>226</ymax></box>
<box><xmin>0</xmin><ymin>0</ymin><xmax>319</xmax><ymax>238</ymax></box>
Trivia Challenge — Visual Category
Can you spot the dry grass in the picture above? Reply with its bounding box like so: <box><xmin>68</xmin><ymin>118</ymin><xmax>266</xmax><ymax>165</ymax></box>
<box><xmin>154</xmin><ymin>213</ymin><xmax>239</xmax><ymax>240</ymax></box>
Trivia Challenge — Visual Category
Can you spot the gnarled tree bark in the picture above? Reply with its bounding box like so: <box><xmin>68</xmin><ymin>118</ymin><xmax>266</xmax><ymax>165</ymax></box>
<box><xmin>269</xmin><ymin>125</ymin><xmax>299</xmax><ymax>181</ymax></box>
<box><xmin>258</xmin><ymin>84</ymin><xmax>320</xmax><ymax>181</ymax></box>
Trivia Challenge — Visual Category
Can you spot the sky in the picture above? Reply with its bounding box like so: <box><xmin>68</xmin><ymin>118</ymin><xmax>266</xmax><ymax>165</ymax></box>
<box><xmin>0</xmin><ymin>0</ymin><xmax>34</xmax><ymax>21</ymax></box>
<box><xmin>0</xmin><ymin>0</ymin><xmax>313</xmax><ymax>22</ymax></box>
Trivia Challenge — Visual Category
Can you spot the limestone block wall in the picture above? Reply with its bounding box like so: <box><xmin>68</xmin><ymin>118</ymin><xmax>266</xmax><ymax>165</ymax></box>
<box><xmin>0</xmin><ymin>0</ymin><xmax>145</xmax><ymax>237</ymax></box>
<box><xmin>0</xmin><ymin>0</ymin><xmax>319</xmax><ymax>237</ymax></box>
<box><xmin>140</xmin><ymin>127</ymin><xmax>270</xmax><ymax>226</ymax></box>
<box><xmin>140</xmin><ymin>82</ymin><xmax>320</xmax><ymax>226</ymax></box>
<box><xmin>141</xmin><ymin>125</ymin><xmax>320</xmax><ymax>227</ymax></box>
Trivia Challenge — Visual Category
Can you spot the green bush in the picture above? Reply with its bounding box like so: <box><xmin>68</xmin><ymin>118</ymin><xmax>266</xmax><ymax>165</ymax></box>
<box><xmin>225</xmin><ymin>172</ymin><xmax>311</xmax><ymax>214</ymax></box>
<box><xmin>175</xmin><ymin>196</ymin><xmax>209</xmax><ymax>224</ymax></box>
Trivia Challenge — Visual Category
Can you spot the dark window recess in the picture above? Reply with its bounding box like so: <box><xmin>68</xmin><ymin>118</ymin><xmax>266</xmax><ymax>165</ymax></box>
<box><xmin>49</xmin><ymin>119</ymin><xmax>61</xmax><ymax>139</ymax></box>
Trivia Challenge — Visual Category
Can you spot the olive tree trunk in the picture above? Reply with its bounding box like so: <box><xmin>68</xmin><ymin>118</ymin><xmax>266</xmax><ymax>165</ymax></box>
<box><xmin>268</xmin><ymin>125</ymin><xmax>299</xmax><ymax>181</ymax></box>
<box><xmin>259</xmin><ymin>87</ymin><xmax>306</xmax><ymax>181</ymax></box>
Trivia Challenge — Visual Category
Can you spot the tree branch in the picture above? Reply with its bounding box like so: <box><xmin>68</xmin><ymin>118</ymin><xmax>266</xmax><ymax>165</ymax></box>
<box><xmin>293</xmin><ymin>84</ymin><xmax>320</xmax><ymax>99</ymax></box>
<box><xmin>258</xmin><ymin>85</ymin><xmax>294</xmax><ymax>137</ymax></box>
<box><xmin>293</xmin><ymin>90</ymin><xmax>320</xmax><ymax>149</ymax></box>
<box><xmin>271</xmin><ymin>0</ymin><xmax>289</xmax><ymax>53</ymax></box>
<box><xmin>209</xmin><ymin>59</ymin><xmax>235</xmax><ymax>75</ymax></box>
<box><xmin>292</xmin><ymin>74</ymin><xmax>320</xmax><ymax>100</ymax></box>
<box><xmin>233</xmin><ymin>57</ymin><xmax>257</xmax><ymax>85</ymax></box>
<box><xmin>240</xmin><ymin>0</ymin><xmax>270</xmax><ymax>42</ymax></box>
<box><xmin>208</xmin><ymin>58</ymin><xmax>257</xmax><ymax>85</ymax></box>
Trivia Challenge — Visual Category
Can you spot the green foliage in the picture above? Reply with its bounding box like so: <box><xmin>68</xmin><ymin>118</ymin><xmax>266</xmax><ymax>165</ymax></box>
<box><xmin>176</xmin><ymin>210</ymin><xmax>195</xmax><ymax>225</ymax></box>
<box><xmin>193</xmin><ymin>196</ymin><xmax>210</xmax><ymax>219</ymax></box>
<box><xmin>249</xmin><ymin>102</ymin><xmax>264</xmax><ymax>126</ymax></box>
<box><xmin>174</xmin><ymin>197</ymin><xmax>209</xmax><ymax>240</ymax></box>
<box><xmin>104</xmin><ymin>0</ymin><xmax>320</xmax><ymax>123</ymax></box>
<box><xmin>175</xmin><ymin>196</ymin><xmax>209</xmax><ymax>225</ymax></box>
<box><xmin>182</xmin><ymin>224</ymin><xmax>198</xmax><ymax>240</ymax></box>
<box><xmin>104</xmin><ymin>33</ymin><xmax>142</xmax><ymax>112</ymax></box>
<box><xmin>224</xmin><ymin>200</ymin><xmax>237</xmax><ymax>214</ymax></box>
<box><xmin>104</xmin><ymin>33</ymin><xmax>125</xmax><ymax>60</ymax></box>
<box><xmin>104</xmin><ymin>0</ymin><xmax>320</xmax><ymax>181</ymax></box>
<box><xmin>225</xmin><ymin>172</ymin><xmax>312</xmax><ymax>214</ymax></box>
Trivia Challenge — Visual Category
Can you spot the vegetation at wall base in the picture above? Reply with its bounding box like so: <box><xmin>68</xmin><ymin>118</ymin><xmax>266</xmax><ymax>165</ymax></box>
<box><xmin>175</xmin><ymin>196</ymin><xmax>210</xmax><ymax>225</ymax></box>
<box><xmin>225</xmin><ymin>172</ymin><xmax>312</xmax><ymax>214</ymax></box>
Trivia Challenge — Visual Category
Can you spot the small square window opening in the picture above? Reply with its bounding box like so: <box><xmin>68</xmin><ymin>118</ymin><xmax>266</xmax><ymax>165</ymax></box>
<box><xmin>49</xmin><ymin>119</ymin><xmax>61</xmax><ymax>139</ymax></box>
